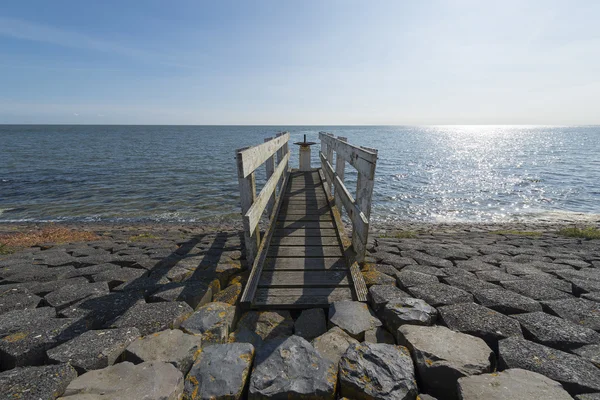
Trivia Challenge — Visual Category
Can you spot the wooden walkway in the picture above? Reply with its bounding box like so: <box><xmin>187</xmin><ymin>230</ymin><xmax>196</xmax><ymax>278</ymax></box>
<box><xmin>254</xmin><ymin>169</ymin><xmax>355</xmax><ymax>308</ymax></box>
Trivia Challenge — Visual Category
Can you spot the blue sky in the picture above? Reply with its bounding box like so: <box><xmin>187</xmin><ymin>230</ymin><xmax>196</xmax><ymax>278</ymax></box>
<box><xmin>1</xmin><ymin>0</ymin><xmax>599</xmax><ymax>124</ymax></box>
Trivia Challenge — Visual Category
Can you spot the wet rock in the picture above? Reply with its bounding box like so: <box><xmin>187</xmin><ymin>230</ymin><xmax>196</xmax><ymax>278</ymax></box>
<box><xmin>0</xmin><ymin>287</ymin><xmax>41</xmax><ymax>315</ymax></box>
<box><xmin>109</xmin><ymin>301</ymin><xmax>193</xmax><ymax>335</ymax></box>
<box><xmin>396</xmin><ymin>270</ymin><xmax>439</xmax><ymax>290</ymax></box>
<box><xmin>541</xmin><ymin>297</ymin><xmax>600</xmax><ymax>331</ymax></box>
<box><xmin>499</xmin><ymin>336</ymin><xmax>600</xmax><ymax>395</ymax></box>
<box><xmin>148</xmin><ymin>281</ymin><xmax>212</xmax><ymax>310</ymax></box>
<box><xmin>397</xmin><ymin>325</ymin><xmax>493</xmax><ymax>400</ymax></box>
<box><xmin>457</xmin><ymin>368</ymin><xmax>573</xmax><ymax>400</ymax></box>
<box><xmin>339</xmin><ymin>342</ymin><xmax>417</xmax><ymax>400</ymax></box>
<box><xmin>442</xmin><ymin>275</ymin><xmax>499</xmax><ymax>293</ymax></box>
<box><xmin>572</xmin><ymin>344</ymin><xmax>600</xmax><ymax>368</ymax></box>
<box><xmin>60</xmin><ymin>361</ymin><xmax>183</xmax><ymax>400</ymax></box>
<box><xmin>294</xmin><ymin>308</ymin><xmax>327</xmax><ymax>341</ymax></box>
<box><xmin>328</xmin><ymin>301</ymin><xmax>382</xmax><ymax>340</ymax></box>
<box><xmin>382</xmin><ymin>298</ymin><xmax>437</xmax><ymax>337</ymax></box>
<box><xmin>439</xmin><ymin>302</ymin><xmax>522</xmax><ymax>350</ymax></box>
<box><xmin>368</xmin><ymin>284</ymin><xmax>411</xmax><ymax>314</ymax></box>
<box><xmin>235</xmin><ymin>310</ymin><xmax>294</xmax><ymax>340</ymax></box>
<box><xmin>184</xmin><ymin>343</ymin><xmax>254</xmax><ymax>400</ymax></box>
<box><xmin>47</xmin><ymin>328</ymin><xmax>140</xmax><ymax>373</ymax></box>
<box><xmin>213</xmin><ymin>282</ymin><xmax>242</xmax><ymax>305</ymax></box>
<box><xmin>0</xmin><ymin>363</ymin><xmax>77</xmax><ymax>400</ymax></box>
<box><xmin>44</xmin><ymin>282</ymin><xmax>110</xmax><ymax>310</ymax></box>
<box><xmin>249</xmin><ymin>335</ymin><xmax>337</xmax><ymax>400</ymax></box>
<box><xmin>500</xmin><ymin>280</ymin><xmax>573</xmax><ymax>301</ymax></box>
<box><xmin>473</xmin><ymin>288</ymin><xmax>542</xmax><ymax>314</ymax></box>
<box><xmin>407</xmin><ymin>283</ymin><xmax>473</xmax><ymax>307</ymax></box>
<box><xmin>124</xmin><ymin>329</ymin><xmax>202</xmax><ymax>374</ymax></box>
<box><xmin>180</xmin><ymin>302</ymin><xmax>237</xmax><ymax>345</ymax></box>
<box><xmin>311</xmin><ymin>326</ymin><xmax>359</xmax><ymax>364</ymax></box>
<box><xmin>364</xmin><ymin>327</ymin><xmax>395</xmax><ymax>344</ymax></box>
<box><xmin>513</xmin><ymin>311</ymin><xmax>600</xmax><ymax>350</ymax></box>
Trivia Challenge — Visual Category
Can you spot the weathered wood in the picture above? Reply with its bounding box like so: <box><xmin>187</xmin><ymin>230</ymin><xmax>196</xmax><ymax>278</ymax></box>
<box><xmin>238</xmin><ymin>132</ymin><xmax>290</xmax><ymax>178</ymax></box>
<box><xmin>263</xmin><ymin>257</ymin><xmax>347</xmax><ymax>270</ymax></box>
<box><xmin>253</xmin><ymin>287</ymin><xmax>354</xmax><ymax>308</ymax></box>
<box><xmin>334</xmin><ymin>136</ymin><xmax>347</xmax><ymax>212</ymax></box>
<box><xmin>264</xmin><ymin>137</ymin><xmax>276</xmax><ymax>217</ymax></box>
<box><xmin>267</xmin><ymin>245</ymin><xmax>343</xmax><ymax>258</ymax></box>
<box><xmin>275</xmin><ymin>220</ymin><xmax>335</xmax><ymax>230</ymax></box>
<box><xmin>259</xmin><ymin>271</ymin><xmax>350</xmax><ymax>287</ymax></box>
<box><xmin>279</xmin><ymin>205</ymin><xmax>330</xmax><ymax>215</ymax></box>
<box><xmin>350</xmin><ymin>261</ymin><xmax>368</xmax><ymax>302</ymax></box>
<box><xmin>276</xmin><ymin>214</ymin><xmax>333</xmax><ymax>223</ymax></box>
<box><xmin>275</xmin><ymin>132</ymin><xmax>286</xmax><ymax>193</ymax></box>
<box><xmin>319</xmin><ymin>132</ymin><xmax>377</xmax><ymax>178</ymax></box>
<box><xmin>245</xmin><ymin>152</ymin><xmax>290</xmax><ymax>234</ymax></box>
<box><xmin>272</xmin><ymin>228</ymin><xmax>339</xmax><ymax>237</ymax></box>
<box><xmin>236</xmin><ymin>151</ymin><xmax>260</xmax><ymax>264</ymax></box>
<box><xmin>269</xmin><ymin>236</ymin><xmax>340</xmax><ymax>246</ymax></box>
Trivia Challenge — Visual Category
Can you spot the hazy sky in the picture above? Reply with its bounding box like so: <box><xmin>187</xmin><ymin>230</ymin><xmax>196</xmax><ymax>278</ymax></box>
<box><xmin>1</xmin><ymin>1</ymin><xmax>599</xmax><ymax>125</ymax></box>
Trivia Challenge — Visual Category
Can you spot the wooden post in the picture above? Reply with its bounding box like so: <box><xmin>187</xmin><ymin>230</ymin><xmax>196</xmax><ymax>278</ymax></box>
<box><xmin>236</xmin><ymin>149</ymin><xmax>260</xmax><ymax>265</ymax></box>
<box><xmin>275</xmin><ymin>132</ymin><xmax>285</xmax><ymax>194</ymax></box>
<box><xmin>334</xmin><ymin>136</ymin><xmax>347</xmax><ymax>212</ymax></box>
<box><xmin>264</xmin><ymin>137</ymin><xmax>275</xmax><ymax>217</ymax></box>
<box><xmin>325</xmin><ymin>133</ymin><xmax>334</xmax><ymax>196</ymax></box>
<box><xmin>354</xmin><ymin>146</ymin><xmax>378</xmax><ymax>262</ymax></box>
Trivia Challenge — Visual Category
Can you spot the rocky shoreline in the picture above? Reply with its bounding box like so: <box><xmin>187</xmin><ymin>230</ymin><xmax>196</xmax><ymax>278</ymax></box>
<box><xmin>1</xmin><ymin>221</ymin><xmax>599</xmax><ymax>399</ymax></box>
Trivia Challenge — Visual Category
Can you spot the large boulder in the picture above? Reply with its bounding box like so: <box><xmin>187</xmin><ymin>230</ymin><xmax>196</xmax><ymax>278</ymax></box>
<box><xmin>148</xmin><ymin>281</ymin><xmax>212</xmax><ymax>310</ymax></box>
<box><xmin>457</xmin><ymin>368</ymin><xmax>573</xmax><ymax>400</ymax></box>
<box><xmin>311</xmin><ymin>326</ymin><xmax>360</xmax><ymax>364</ymax></box>
<box><xmin>368</xmin><ymin>285</ymin><xmax>411</xmax><ymax>314</ymax></box>
<box><xmin>381</xmin><ymin>297</ymin><xmax>437</xmax><ymax>338</ymax></box>
<box><xmin>179</xmin><ymin>302</ymin><xmax>237</xmax><ymax>346</ymax></box>
<box><xmin>499</xmin><ymin>336</ymin><xmax>600</xmax><ymax>395</ymax></box>
<box><xmin>249</xmin><ymin>335</ymin><xmax>337</xmax><ymax>400</ymax></box>
<box><xmin>123</xmin><ymin>329</ymin><xmax>202</xmax><ymax>374</ymax></box>
<box><xmin>109</xmin><ymin>301</ymin><xmax>193</xmax><ymax>336</ymax></box>
<box><xmin>294</xmin><ymin>308</ymin><xmax>327</xmax><ymax>341</ymax></box>
<box><xmin>59</xmin><ymin>361</ymin><xmax>183</xmax><ymax>399</ymax></box>
<box><xmin>0</xmin><ymin>363</ymin><xmax>77</xmax><ymax>400</ymax></box>
<box><xmin>234</xmin><ymin>310</ymin><xmax>293</xmax><ymax>340</ymax></box>
<box><xmin>184</xmin><ymin>343</ymin><xmax>254</xmax><ymax>400</ymax></box>
<box><xmin>328</xmin><ymin>301</ymin><xmax>382</xmax><ymax>340</ymax></box>
<box><xmin>407</xmin><ymin>284</ymin><xmax>473</xmax><ymax>307</ymax></box>
<box><xmin>47</xmin><ymin>328</ymin><xmax>140</xmax><ymax>372</ymax></box>
<box><xmin>339</xmin><ymin>342</ymin><xmax>417</xmax><ymax>400</ymax></box>
<box><xmin>397</xmin><ymin>325</ymin><xmax>493</xmax><ymax>400</ymax></box>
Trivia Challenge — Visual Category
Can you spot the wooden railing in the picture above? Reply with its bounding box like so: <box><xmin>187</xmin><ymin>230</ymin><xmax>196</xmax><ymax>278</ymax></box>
<box><xmin>236</xmin><ymin>132</ymin><xmax>290</xmax><ymax>264</ymax></box>
<box><xmin>319</xmin><ymin>132</ymin><xmax>378</xmax><ymax>262</ymax></box>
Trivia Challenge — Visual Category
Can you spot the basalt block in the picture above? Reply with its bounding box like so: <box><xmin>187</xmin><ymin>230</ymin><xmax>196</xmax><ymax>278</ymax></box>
<box><xmin>328</xmin><ymin>301</ymin><xmax>382</xmax><ymax>340</ymax></box>
<box><xmin>0</xmin><ymin>363</ymin><xmax>77</xmax><ymax>400</ymax></box>
<box><xmin>109</xmin><ymin>301</ymin><xmax>193</xmax><ymax>336</ymax></box>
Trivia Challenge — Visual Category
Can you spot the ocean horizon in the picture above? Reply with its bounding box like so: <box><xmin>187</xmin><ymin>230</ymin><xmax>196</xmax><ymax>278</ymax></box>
<box><xmin>2</xmin><ymin>124</ymin><xmax>599</xmax><ymax>225</ymax></box>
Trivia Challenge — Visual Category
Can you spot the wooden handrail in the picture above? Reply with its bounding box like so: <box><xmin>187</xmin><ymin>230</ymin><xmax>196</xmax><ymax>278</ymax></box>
<box><xmin>319</xmin><ymin>132</ymin><xmax>377</xmax><ymax>262</ymax></box>
<box><xmin>236</xmin><ymin>132</ymin><xmax>290</xmax><ymax>264</ymax></box>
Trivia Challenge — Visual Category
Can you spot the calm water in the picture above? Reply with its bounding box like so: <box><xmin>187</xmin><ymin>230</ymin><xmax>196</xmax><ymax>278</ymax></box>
<box><xmin>1</xmin><ymin>125</ymin><xmax>599</xmax><ymax>224</ymax></box>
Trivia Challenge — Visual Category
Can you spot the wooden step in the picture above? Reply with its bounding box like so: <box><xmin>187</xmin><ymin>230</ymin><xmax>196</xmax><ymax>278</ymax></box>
<box><xmin>253</xmin><ymin>287</ymin><xmax>354</xmax><ymax>308</ymax></box>
<box><xmin>279</xmin><ymin>206</ymin><xmax>330</xmax><ymax>215</ymax></box>
<box><xmin>277</xmin><ymin>214</ymin><xmax>332</xmax><ymax>222</ymax></box>
<box><xmin>275</xmin><ymin>220</ymin><xmax>335</xmax><ymax>230</ymax></box>
<box><xmin>270</xmin><ymin>236</ymin><xmax>339</xmax><ymax>246</ymax></box>
<box><xmin>263</xmin><ymin>257</ymin><xmax>347</xmax><ymax>270</ymax></box>
<box><xmin>267</xmin><ymin>245</ymin><xmax>343</xmax><ymax>258</ymax></box>
<box><xmin>258</xmin><ymin>270</ymin><xmax>350</xmax><ymax>287</ymax></box>
<box><xmin>272</xmin><ymin>228</ymin><xmax>338</xmax><ymax>237</ymax></box>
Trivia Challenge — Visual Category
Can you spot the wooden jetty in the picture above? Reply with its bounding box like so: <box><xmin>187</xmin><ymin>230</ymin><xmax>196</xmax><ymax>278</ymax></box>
<box><xmin>236</xmin><ymin>132</ymin><xmax>378</xmax><ymax>309</ymax></box>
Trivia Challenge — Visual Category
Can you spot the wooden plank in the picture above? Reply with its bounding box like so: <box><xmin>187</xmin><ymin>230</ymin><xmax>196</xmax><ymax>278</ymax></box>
<box><xmin>263</xmin><ymin>257</ymin><xmax>347</xmax><ymax>270</ymax></box>
<box><xmin>276</xmin><ymin>132</ymin><xmax>286</xmax><ymax>192</ymax></box>
<box><xmin>253</xmin><ymin>287</ymin><xmax>354</xmax><ymax>308</ymax></box>
<box><xmin>279</xmin><ymin>206</ymin><xmax>330</xmax><ymax>215</ymax></box>
<box><xmin>238</xmin><ymin>132</ymin><xmax>289</xmax><ymax>178</ymax></box>
<box><xmin>264</xmin><ymin>137</ymin><xmax>275</xmax><ymax>217</ymax></box>
<box><xmin>277</xmin><ymin>214</ymin><xmax>332</xmax><ymax>223</ymax></box>
<box><xmin>272</xmin><ymin>228</ymin><xmax>339</xmax><ymax>237</ymax></box>
<box><xmin>245</xmin><ymin>152</ymin><xmax>290</xmax><ymax>233</ymax></box>
<box><xmin>267</xmin><ymin>245</ymin><xmax>343</xmax><ymax>258</ymax></box>
<box><xmin>258</xmin><ymin>271</ymin><xmax>350</xmax><ymax>287</ymax></box>
<box><xmin>350</xmin><ymin>261</ymin><xmax>368</xmax><ymax>302</ymax></box>
<box><xmin>236</xmin><ymin>152</ymin><xmax>260</xmax><ymax>264</ymax></box>
<box><xmin>335</xmin><ymin>136</ymin><xmax>347</xmax><ymax>212</ymax></box>
<box><xmin>285</xmin><ymin>194</ymin><xmax>326</xmax><ymax>200</ymax></box>
<box><xmin>275</xmin><ymin>220</ymin><xmax>335</xmax><ymax>230</ymax></box>
<box><xmin>319</xmin><ymin>132</ymin><xmax>377</xmax><ymax>178</ymax></box>
<box><xmin>269</xmin><ymin>236</ymin><xmax>340</xmax><ymax>246</ymax></box>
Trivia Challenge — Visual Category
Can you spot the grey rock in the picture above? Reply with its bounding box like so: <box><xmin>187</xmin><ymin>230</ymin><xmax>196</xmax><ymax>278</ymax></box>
<box><xmin>576</xmin><ymin>394</ymin><xmax>600</xmax><ymax>400</ymax></box>
<box><xmin>554</xmin><ymin>258</ymin><xmax>591</xmax><ymax>269</ymax></box>
<box><xmin>234</xmin><ymin>310</ymin><xmax>293</xmax><ymax>340</ymax></box>
<box><xmin>501</xmin><ymin>262</ymin><xmax>547</xmax><ymax>276</ymax></box>
<box><xmin>473</xmin><ymin>288</ymin><xmax>542</xmax><ymax>314</ymax></box>
<box><xmin>499</xmin><ymin>336</ymin><xmax>600</xmax><ymax>395</ymax></box>
<box><xmin>454</xmin><ymin>259</ymin><xmax>498</xmax><ymax>272</ymax></box>
<box><xmin>368</xmin><ymin>285</ymin><xmax>411</xmax><ymax>314</ymax></box>
<box><xmin>572</xmin><ymin>344</ymin><xmax>600</xmax><ymax>368</ymax></box>
<box><xmin>583</xmin><ymin>292</ymin><xmax>600</xmax><ymax>302</ymax></box>
<box><xmin>91</xmin><ymin>267</ymin><xmax>147</xmax><ymax>288</ymax></box>
<box><xmin>402</xmin><ymin>264</ymin><xmax>447</xmax><ymax>277</ymax></box>
<box><xmin>74</xmin><ymin>263</ymin><xmax>121</xmax><ymax>278</ymax></box>
<box><xmin>0</xmin><ymin>363</ymin><xmax>77</xmax><ymax>400</ymax></box>
<box><xmin>184</xmin><ymin>343</ymin><xmax>254</xmax><ymax>400</ymax></box>
<box><xmin>373</xmin><ymin>263</ymin><xmax>401</xmax><ymax>277</ymax></box>
<box><xmin>109</xmin><ymin>301</ymin><xmax>193</xmax><ymax>335</ymax></box>
<box><xmin>294</xmin><ymin>308</ymin><xmax>327</xmax><ymax>341</ymax></box>
<box><xmin>457</xmin><ymin>368</ymin><xmax>573</xmax><ymax>400</ymax></box>
<box><xmin>60</xmin><ymin>361</ymin><xmax>183</xmax><ymax>400</ymax></box>
<box><xmin>500</xmin><ymin>280</ymin><xmax>573</xmax><ymax>301</ymax></box>
<box><xmin>148</xmin><ymin>281</ymin><xmax>212</xmax><ymax>309</ymax></box>
<box><xmin>401</xmin><ymin>250</ymin><xmax>453</xmax><ymax>268</ymax></box>
<box><xmin>382</xmin><ymin>298</ymin><xmax>437</xmax><ymax>337</ymax></box>
<box><xmin>475</xmin><ymin>270</ymin><xmax>521</xmax><ymax>283</ymax></box>
<box><xmin>228</xmin><ymin>326</ymin><xmax>263</xmax><ymax>348</ymax></box>
<box><xmin>0</xmin><ymin>287</ymin><xmax>41</xmax><ymax>315</ymax></box>
<box><xmin>519</xmin><ymin>274</ymin><xmax>573</xmax><ymax>293</ymax></box>
<box><xmin>572</xmin><ymin>278</ymin><xmax>600</xmax><ymax>295</ymax></box>
<box><xmin>47</xmin><ymin>328</ymin><xmax>140</xmax><ymax>373</ymax></box>
<box><xmin>112</xmin><ymin>276</ymin><xmax>170</xmax><ymax>294</ymax></box>
<box><xmin>180</xmin><ymin>302</ymin><xmax>237</xmax><ymax>345</ymax></box>
<box><xmin>28</xmin><ymin>277</ymin><xmax>89</xmax><ymax>296</ymax></box>
<box><xmin>329</xmin><ymin>301</ymin><xmax>382</xmax><ymax>340</ymax></box>
<box><xmin>339</xmin><ymin>342</ymin><xmax>417</xmax><ymax>400</ymax></box>
<box><xmin>364</xmin><ymin>327</ymin><xmax>395</xmax><ymax>344</ymax></box>
<box><xmin>442</xmin><ymin>275</ymin><xmax>499</xmax><ymax>293</ymax></box>
<box><xmin>407</xmin><ymin>283</ymin><xmax>473</xmax><ymax>307</ymax></box>
<box><xmin>541</xmin><ymin>297</ymin><xmax>600</xmax><ymax>331</ymax></box>
<box><xmin>6</xmin><ymin>266</ymin><xmax>78</xmax><ymax>283</ymax></box>
<box><xmin>0</xmin><ymin>307</ymin><xmax>56</xmax><ymax>336</ymax></box>
<box><xmin>397</xmin><ymin>325</ymin><xmax>493</xmax><ymax>400</ymax></box>
<box><xmin>44</xmin><ymin>282</ymin><xmax>110</xmax><ymax>310</ymax></box>
<box><xmin>380</xmin><ymin>253</ymin><xmax>415</xmax><ymax>269</ymax></box>
<box><xmin>396</xmin><ymin>270</ymin><xmax>439</xmax><ymax>290</ymax></box>
<box><xmin>124</xmin><ymin>329</ymin><xmax>201</xmax><ymax>374</ymax></box>
<box><xmin>439</xmin><ymin>302</ymin><xmax>522</xmax><ymax>350</ymax></box>
<box><xmin>249</xmin><ymin>335</ymin><xmax>337</xmax><ymax>400</ymax></box>
<box><xmin>59</xmin><ymin>291</ymin><xmax>145</xmax><ymax>329</ymax></box>
<box><xmin>311</xmin><ymin>326</ymin><xmax>359</xmax><ymax>364</ymax></box>
<box><xmin>513</xmin><ymin>311</ymin><xmax>600</xmax><ymax>350</ymax></box>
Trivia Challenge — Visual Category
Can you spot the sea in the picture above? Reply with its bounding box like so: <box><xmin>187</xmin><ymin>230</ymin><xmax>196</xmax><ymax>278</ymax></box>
<box><xmin>1</xmin><ymin>125</ymin><xmax>599</xmax><ymax>225</ymax></box>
